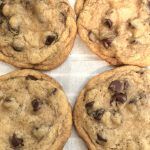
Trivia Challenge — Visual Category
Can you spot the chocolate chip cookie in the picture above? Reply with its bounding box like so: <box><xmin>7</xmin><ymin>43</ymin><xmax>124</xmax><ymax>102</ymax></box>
<box><xmin>74</xmin><ymin>66</ymin><xmax>150</xmax><ymax>150</ymax></box>
<box><xmin>0</xmin><ymin>69</ymin><xmax>72</xmax><ymax>149</ymax></box>
<box><xmin>75</xmin><ymin>0</ymin><xmax>150</xmax><ymax>66</ymax></box>
<box><xmin>0</xmin><ymin>0</ymin><xmax>76</xmax><ymax>70</ymax></box>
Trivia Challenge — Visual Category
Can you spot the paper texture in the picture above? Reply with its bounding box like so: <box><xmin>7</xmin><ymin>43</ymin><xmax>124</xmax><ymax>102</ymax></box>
<box><xmin>57</xmin><ymin>36</ymin><xmax>112</xmax><ymax>150</ymax></box>
<box><xmin>0</xmin><ymin>0</ymin><xmax>111</xmax><ymax>149</ymax></box>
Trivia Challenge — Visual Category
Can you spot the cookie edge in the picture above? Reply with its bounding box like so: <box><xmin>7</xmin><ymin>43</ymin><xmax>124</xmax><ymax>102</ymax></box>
<box><xmin>73</xmin><ymin>66</ymin><xmax>143</xmax><ymax>150</ymax></box>
<box><xmin>75</xmin><ymin>0</ymin><xmax>150</xmax><ymax>67</ymax></box>
<box><xmin>0</xmin><ymin>69</ymin><xmax>72</xmax><ymax>150</ymax></box>
<box><xmin>0</xmin><ymin>1</ymin><xmax>77</xmax><ymax>71</ymax></box>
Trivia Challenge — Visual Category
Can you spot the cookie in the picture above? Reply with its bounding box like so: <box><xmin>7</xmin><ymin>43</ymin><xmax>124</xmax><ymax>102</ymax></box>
<box><xmin>0</xmin><ymin>0</ymin><xmax>76</xmax><ymax>70</ymax></box>
<box><xmin>75</xmin><ymin>0</ymin><xmax>150</xmax><ymax>66</ymax></box>
<box><xmin>0</xmin><ymin>69</ymin><xmax>72</xmax><ymax>149</ymax></box>
<box><xmin>74</xmin><ymin>66</ymin><xmax>150</xmax><ymax>150</ymax></box>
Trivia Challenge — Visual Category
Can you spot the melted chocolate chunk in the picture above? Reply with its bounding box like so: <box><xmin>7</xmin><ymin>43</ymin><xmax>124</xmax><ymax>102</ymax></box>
<box><xmin>111</xmin><ymin>109</ymin><xmax>118</xmax><ymax>116</ymax></box>
<box><xmin>50</xmin><ymin>88</ymin><xmax>57</xmax><ymax>96</ymax></box>
<box><xmin>24</xmin><ymin>0</ymin><xmax>33</xmax><ymax>10</ymax></box>
<box><xmin>92</xmin><ymin>108</ymin><xmax>105</xmax><ymax>120</ymax></box>
<box><xmin>128</xmin><ymin>22</ymin><xmax>135</xmax><ymax>29</ymax></box>
<box><xmin>0</xmin><ymin>1</ymin><xmax>4</xmax><ymax>24</ymax></box>
<box><xmin>109</xmin><ymin>80</ymin><xmax>129</xmax><ymax>93</ymax></box>
<box><xmin>111</xmin><ymin>93</ymin><xmax>127</xmax><ymax>104</ymax></box>
<box><xmin>26</xmin><ymin>75</ymin><xmax>38</xmax><ymax>80</ymax></box>
<box><xmin>60</xmin><ymin>12</ymin><xmax>67</xmax><ymax>24</ymax></box>
<box><xmin>124</xmin><ymin>80</ymin><xmax>129</xmax><ymax>90</ymax></box>
<box><xmin>136</xmin><ymin>70</ymin><xmax>144</xmax><ymax>75</ymax></box>
<box><xmin>103</xmin><ymin>19</ymin><xmax>112</xmax><ymax>28</ymax></box>
<box><xmin>10</xmin><ymin>134</ymin><xmax>24</xmax><ymax>148</ymax></box>
<box><xmin>109</xmin><ymin>80</ymin><xmax>122</xmax><ymax>93</ymax></box>
<box><xmin>4</xmin><ymin>97</ymin><xmax>11</xmax><ymax>102</ymax></box>
<box><xmin>45</xmin><ymin>35</ymin><xmax>57</xmax><ymax>46</ymax></box>
<box><xmin>0</xmin><ymin>1</ymin><xmax>4</xmax><ymax>13</ymax></box>
<box><xmin>130</xmin><ymin>39</ymin><xmax>137</xmax><ymax>44</ymax></box>
<box><xmin>0</xmin><ymin>14</ymin><xmax>3</xmax><ymax>24</ymax></box>
<box><xmin>101</xmin><ymin>38</ymin><xmax>112</xmax><ymax>49</ymax></box>
<box><xmin>85</xmin><ymin>101</ymin><xmax>94</xmax><ymax>115</ymax></box>
<box><xmin>31</xmin><ymin>99</ymin><xmax>42</xmax><ymax>112</ymax></box>
<box><xmin>0</xmin><ymin>2</ymin><xmax>5</xmax><ymax>24</ymax></box>
<box><xmin>85</xmin><ymin>101</ymin><xmax>94</xmax><ymax>108</ymax></box>
<box><xmin>128</xmin><ymin>99</ymin><xmax>136</xmax><ymax>104</ymax></box>
<box><xmin>139</xmin><ymin>92</ymin><xmax>146</xmax><ymax>99</ymax></box>
<box><xmin>96</xmin><ymin>133</ymin><xmax>107</xmax><ymax>145</ymax></box>
<box><xmin>12</xmin><ymin>45</ymin><xmax>23</xmax><ymax>52</ymax></box>
<box><xmin>148</xmin><ymin>1</ymin><xmax>150</xmax><ymax>9</ymax></box>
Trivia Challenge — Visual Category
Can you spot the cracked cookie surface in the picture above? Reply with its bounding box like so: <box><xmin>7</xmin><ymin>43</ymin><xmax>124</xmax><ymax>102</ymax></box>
<box><xmin>74</xmin><ymin>66</ymin><xmax>150</xmax><ymax>150</ymax></box>
<box><xmin>0</xmin><ymin>0</ymin><xmax>76</xmax><ymax>70</ymax></box>
<box><xmin>0</xmin><ymin>69</ymin><xmax>72</xmax><ymax>150</ymax></box>
<box><xmin>75</xmin><ymin>0</ymin><xmax>150</xmax><ymax>66</ymax></box>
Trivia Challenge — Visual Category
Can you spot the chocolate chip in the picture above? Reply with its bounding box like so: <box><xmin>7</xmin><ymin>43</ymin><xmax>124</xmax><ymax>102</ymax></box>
<box><xmin>0</xmin><ymin>14</ymin><xmax>3</xmax><ymax>24</ymax></box>
<box><xmin>0</xmin><ymin>1</ymin><xmax>4</xmax><ymax>13</ymax></box>
<box><xmin>12</xmin><ymin>45</ymin><xmax>23</xmax><ymax>52</ymax></box>
<box><xmin>111</xmin><ymin>93</ymin><xmax>127</xmax><ymax>104</ymax></box>
<box><xmin>128</xmin><ymin>99</ymin><xmax>136</xmax><ymax>104</ymax></box>
<box><xmin>10</xmin><ymin>133</ymin><xmax>24</xmax><ymax>148</ymax></box>
<box><xmin>103</xmin><ymin>19</ymin><xmax>112</xmax><ymax>28</ymax></box>
<box><xmin>49</xmin><ymin>88</ymin><xmax>57</xmax><ymax>96</ymax></box>
<box><xmin>24</xmin><ymin>0</ymin><xmax>33</xmax><ymax>10</ymax></box>
<box><xmin>136</xmin><ymin>70</ymin><xmax>144</xmax><ymax>75</ymax></box>
<box><xmin>4</xmin><ymin>97</ymin><xmax>11</xmax><ymax>102</ymax></box>
<box><xmin>124</xmin><ymin>80</ymin><xmax>129</xmax><ymax>90</ymax></box>
<box><xmin>92</xmin><ymin>108</ymin><xmax>105</xmax><ymax>120</ymax></box>
<box><xmin>0</xmin><ymin>2</ymin><xmax>5</xmax><ymax>24</ymax></box>
<box><xmin>128</xmin><ymin>22</ymin><xmax>135</xmax><ymax>29</ymax></box>
<box><xmin>101</xmin><ymin>38</ymin><xmax>112</xmax><ymax>49</ymax></box>
<box><xmin>45</xmin><ymin>35</ymin><xmax>57</xmax><ymax>46</ymax></box>
<box><xmin>139</xmin><ymin>92</ymin><xmax>146</xmax><ymax>99</ymax></box>
<box><xmin>148</xmin><ymin>1</ymin><xmax>150</xmax><ymax>9</ymax></box>
<box><xmin>109</xmin><ymin>80</ymin><xmax>122</xmax><ymax>93</ymax></box>
<box><xmin>96</xmin><ymin>133</ymin><xmax>107</xmax><ymax>145</ymax></box>
<box><xmin>85</xmin><ymin>101</ymin><xmax>94</xmax><ymax>115</ymax></box>
<box><xmin>130</xmin><ymin>39</ymin><xmax>138</xmax><ymax>44</ymax></box>
<box><xmin>111</xmin><ymin>109</ymin><xmax>118</xmax><ymax>115</ymax></box>
<box><xmin>85</xmin><ymin>101</ymin><xmax>94</xmax><ymax>109</ymax></box>
<box><xmin>26</xmin><ymin>75</ymin><xmax>38</xmax><ymax>80</ymax></box>
<box><xmin>31</xmin><ymin>99</ymin><xmax>42</xmax><ymax>112</ymax></box>
<box><xmin>60</xmin><ymin>12</ymin><xmax>67</xmax><ymax>24</ymax></box>
<box><xmin>109</xmin><ymin>80</ymin><xmax>129</xmax><ymax>93</ymax></box>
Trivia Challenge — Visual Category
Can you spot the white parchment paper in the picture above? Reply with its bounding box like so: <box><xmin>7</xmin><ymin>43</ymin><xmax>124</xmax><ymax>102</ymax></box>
<box><xmin>0</xmin><ymin>0</ymin><xmax>129</xmax><ymax>149</ymax></box>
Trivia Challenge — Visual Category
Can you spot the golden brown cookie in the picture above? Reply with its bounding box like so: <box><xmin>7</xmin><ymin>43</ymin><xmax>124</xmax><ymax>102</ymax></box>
<box><xmin>0</xmin><ymin>0</ymin><xmax>76</xmax><ymax>70</ymax></box>
<box><xmin>0</xmin><ymin>69</ymin><xmax>72</xmax><ymax>149</ymax></box>
<box><xmin>75</xmin><ymin>0</ymin><xmax>150</xmax><ymax>66</ymax></box>
<box><xmin>74</xmin><ymin>66</ymin><xmax>150</xmax><ymax>150</ymax></box>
